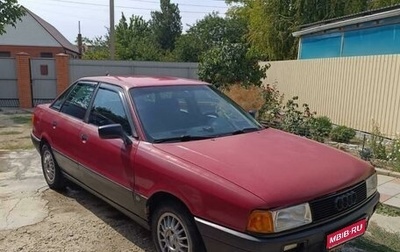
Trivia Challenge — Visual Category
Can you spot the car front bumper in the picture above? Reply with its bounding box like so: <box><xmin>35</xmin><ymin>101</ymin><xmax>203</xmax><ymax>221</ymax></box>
<box><xmin>31</xmin><ymin>132</ymin><xmax>40</xmax><ymax>152</ymax></box>
<box><xmin>195</xmin><ymin>192</ymin><xmax>379</xmax><ymax>252</ymax></box>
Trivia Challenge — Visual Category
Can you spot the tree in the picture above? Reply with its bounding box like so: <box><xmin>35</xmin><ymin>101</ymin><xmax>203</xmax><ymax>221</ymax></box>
<box><xmin>173</xmin><ymin>13</ymin><xmax>247</xmax><ymax>62</ymax></box>
<box><xmin>115</xmin><ymin>14</ymin><xmax>160</xmax><ymax>60</ymax></box>
<box><xmin>198</xmin><ymin>42</ymin><xmax>268</xmax><ymax>88</ymax></box>
<box><xmin>81</xmin><ymin>36</ymin><xmax>110</xmax><ymax>60</ymax></box>
<box><xmin>0</xmin><ymin>0</ymin><xmax>25</xmax><ymax>35</ymax></box>
<box><xmin>150</xmin><ymin>0</ymin><xmax>182</xmax><ymax>51</ymax></box>
<box><xmin>227</xmin><ymin>0</ymin><xmax>400</xmax><ymax>60</ymax></box>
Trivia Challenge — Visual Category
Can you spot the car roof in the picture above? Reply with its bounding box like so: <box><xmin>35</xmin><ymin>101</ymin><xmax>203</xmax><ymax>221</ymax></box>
<box><xmin>77</xmin><ymin>75</ymin><xmax>209</xmax><ymax>89</ymax></box>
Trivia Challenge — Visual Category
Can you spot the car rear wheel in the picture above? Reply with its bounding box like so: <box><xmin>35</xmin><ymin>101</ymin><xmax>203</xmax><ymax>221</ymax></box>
<box><xmin>41</xmin><ymin>144</ymin><xmax>65</xmax><ymax>190</ymax></box>
<box><xmin>151</xmin><ymin>203</ymin><xmax>205</xmax><ymax>252</ymax></box>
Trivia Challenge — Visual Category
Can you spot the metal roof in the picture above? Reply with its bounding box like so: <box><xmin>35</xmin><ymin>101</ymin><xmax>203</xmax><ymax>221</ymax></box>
<box><xmin>24</xmin><ymin>7</ymin><xmax>80</xmax><ymax>54</ymax></box>
<box><xmin>293</xmin><ymin>4</ymin><xmax>400</xmax><ymax>37</ymax></box>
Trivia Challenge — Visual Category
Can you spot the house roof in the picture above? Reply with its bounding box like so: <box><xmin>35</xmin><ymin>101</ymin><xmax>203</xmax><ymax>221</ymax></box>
<box><xmin>24</xmin><ymin>7</ymin><xmax>79</xmax><ymax>54</ymax></box>
<box><xmin>293</xmin><ymin>4</ymin><xmax>400</xmax><ymax>37</ymax></box>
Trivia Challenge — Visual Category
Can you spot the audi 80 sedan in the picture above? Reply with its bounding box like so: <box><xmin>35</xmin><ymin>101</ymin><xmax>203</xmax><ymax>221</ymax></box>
<box><xmin>31</xmin><ymin>76</ymin><xmax>379</xmax><ymax>252</ymax></box>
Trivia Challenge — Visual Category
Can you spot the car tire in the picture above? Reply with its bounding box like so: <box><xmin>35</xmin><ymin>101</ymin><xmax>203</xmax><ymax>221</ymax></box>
<box><xmin>41</xmin><ymin>144</ymin><xmax>65</xmax><ymax>190</ymax></box>
<box><xmin>151</xmin><ymin>202</ymin><xmax>206</xmax><ymax>252</ymax></box>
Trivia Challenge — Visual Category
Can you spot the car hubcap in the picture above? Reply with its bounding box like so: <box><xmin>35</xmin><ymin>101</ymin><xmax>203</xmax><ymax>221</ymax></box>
<box><xmin>43</xmin><ymin>150</ymin><xmax>55</xmax><ymax>183</ymax></box>
<box><xmin>157</xmin><ymin>213</ymin><xmax>190</xmax><ymax>252</ymax></box>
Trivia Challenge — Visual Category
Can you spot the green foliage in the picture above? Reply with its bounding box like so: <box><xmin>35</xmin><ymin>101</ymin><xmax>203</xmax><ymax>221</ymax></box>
<box><xmin>369</xmin><ymin>121</ymin><xmax>388</xmax><ymax>160</ymax></box>
<box><xmin>310</xmin><ymin>116</ymin><xmax>333</xmax><ymax>142</ymax></box>
<box><xmin>198</xmin><ymin>43</ymin><xmax>267</xmax><ymax>88</ymax></box>
<box><xmin>387</xmin><ymin>137</ymin><xmax>400</xmax><ymax>172</ymax></box>
<box><xmin>115</xmin><ymin>14</ymin><xmax>161</xmax><ymax>60</ymax></box>
<box><xmin>226</xmin><ymin>0</ymin><xmax>400</xmax><ymax>60</ymax></box>
<box><xmin>330</xmin><ymin>125</ymin><xmax>356</xmax><ymax>143</ymax></box>
<box><xmin>173</xmin><ymin>13</ymin><xmax>247</xmax><ymax>62</ymax></box>
<box><xmin>150</xmin><ymin>0</ymin><xmax>182</xmax><ymax>51</ymax></box>
<box><xmin>82</xmin><ymin>36</ymin><xmax>110</xmax><ymax>60</ymax></box>
<box><xmin>258</xmin><ymin>84</ymin><xmax>283</xmax><ymax>124</ymax></box>
<box><xmin>280</xmin><ymin>97</ymin><xmax>316</xmax><ymax>137</ymax></box>
<box><xmin>0</xmin><ymin>0</ymin><xmax>25</xmax><ymax>35</ymax></box>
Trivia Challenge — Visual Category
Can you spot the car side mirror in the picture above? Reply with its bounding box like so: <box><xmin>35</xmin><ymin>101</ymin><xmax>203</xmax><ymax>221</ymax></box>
<box><xmin>98</xmin><ymin>124</ymin><xmax>132</xmax><ymax>145</ymax></box>
<box><xmin>248</xmin><ymin>110</ymin><xmax>257</xmax><ymax>118</ymax></box>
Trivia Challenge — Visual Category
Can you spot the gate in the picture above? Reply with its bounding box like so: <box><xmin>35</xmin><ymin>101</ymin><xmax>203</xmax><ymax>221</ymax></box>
<box><xmin>0</xmin><ymin>58</ymin><xmax>18</xmax><ymax>107</ymax></box>
<box><xmin>30</xmin><ymin>58</ymin><xmax>57</xmax><ymax>106</ymax></box>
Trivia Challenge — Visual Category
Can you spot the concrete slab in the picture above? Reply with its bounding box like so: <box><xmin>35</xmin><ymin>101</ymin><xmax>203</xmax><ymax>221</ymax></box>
<box><xmin>378</xmin><ymin>175</ymin><xmax>395</xmax><ymax>185</ymax></box>
<box><xmin>384</xmin><ymin>195</ymin><xmax>400</xmax><ymax>210</ymax></box>
<box><xmin>378</xmin><ymin>185</ymin><xmax>400</xmax><ymax>197</ymax></box>
<box><xmin>0</xmin><ymin>150</ymin><xmax>48</xmax><ymax>231</ymax></box>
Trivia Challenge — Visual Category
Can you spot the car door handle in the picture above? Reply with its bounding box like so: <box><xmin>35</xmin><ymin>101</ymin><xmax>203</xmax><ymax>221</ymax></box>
<box><xmin>81</xmin><ymin>134</ymin><xmax>88</xmax><ymax>143</ymax></box>
<box><xmin>52</xmin><ymin>121</ymin><xmax>57</xmax><ymax>129</ymax></box>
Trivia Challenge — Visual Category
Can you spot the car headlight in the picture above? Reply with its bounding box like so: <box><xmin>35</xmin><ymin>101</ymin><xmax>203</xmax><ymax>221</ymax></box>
<box><xmin>247</xmin><ymin>203</ymin><xmax>312</xmax><ymax>234</ymax></box>
<box><xmin>366</xmin><ymin>173</ymin><xmax>378</xmax><ymax>198</ymax></box>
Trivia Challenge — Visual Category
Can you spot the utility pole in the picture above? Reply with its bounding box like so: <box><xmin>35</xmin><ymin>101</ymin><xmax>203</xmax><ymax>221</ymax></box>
<box><xmin>109</xmin><ymin>0</ymin><xmax>115</xmax><ymax>60</ymax></box>
<box><xmin>77</xmin><ymin>21</ymin><xmax>83</xmax><ymax>58</ymax></box>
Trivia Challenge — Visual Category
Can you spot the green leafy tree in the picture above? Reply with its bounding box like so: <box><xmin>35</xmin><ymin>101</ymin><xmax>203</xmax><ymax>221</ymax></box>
<box><xmin>0</xmin><ymin>0</ymin><xmax>25</xmax><ymax>35</ymax></box>
<box><xmin>150</xmin><ymin>0</ymin><xmax>182</xmax><ymax>51</ymax></box>
<box><xmin>82</xmin><ymin>36</ymin><xmax>110</xmax><ymax>60</ymax></box>
<box><xmin>198</xmin><ymin>42</ymin><xmax>267</xmax><ymax>88</ymax></box>
<box><xmin>227</xmin><ymin>0</ymin><xmax>400</xmax><ymax>60</ymax></box>
<box><xmin>173</xmin><ymin>13</ymin><xmax>247</xmax><ymax>62</ymax></box>
<box><xmin>115</xmin><ymin>14</ymin><xmax>160</xmax><ymax>60</ymax></box>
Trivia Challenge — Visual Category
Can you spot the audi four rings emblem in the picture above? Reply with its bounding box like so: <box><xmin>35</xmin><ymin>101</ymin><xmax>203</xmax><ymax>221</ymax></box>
<box><xmin>334</xmin><ymin>191</ymin><xmax>357</xmax><ymax>211</ymax></box>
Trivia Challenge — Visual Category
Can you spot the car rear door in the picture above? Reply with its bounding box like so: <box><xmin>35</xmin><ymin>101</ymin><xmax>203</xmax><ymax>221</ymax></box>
<box><xmin>77</xmin><ymin>83</ymin><xmax>138</xmax><ymax>213</ymax></box>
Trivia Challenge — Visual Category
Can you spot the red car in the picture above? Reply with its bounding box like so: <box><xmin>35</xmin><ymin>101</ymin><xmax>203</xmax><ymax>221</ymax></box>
<box><xmin>31</xmin><ymin>76</ymin><xmax>379</xmax><ymax>252</ymax></box>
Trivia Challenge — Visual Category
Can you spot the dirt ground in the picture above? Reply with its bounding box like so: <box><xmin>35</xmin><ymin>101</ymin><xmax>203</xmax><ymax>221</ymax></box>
<box><xmin>0</xmin><ymin>109</ymin><xmax>155</xmax><ymax>252</ymax></box>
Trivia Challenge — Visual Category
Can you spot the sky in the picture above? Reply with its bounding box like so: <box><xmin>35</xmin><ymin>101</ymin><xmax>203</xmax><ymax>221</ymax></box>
<box><xmin>17</xmin><ymin>0</ymin><xmax>230</xmax><ymax>43</ymax></box>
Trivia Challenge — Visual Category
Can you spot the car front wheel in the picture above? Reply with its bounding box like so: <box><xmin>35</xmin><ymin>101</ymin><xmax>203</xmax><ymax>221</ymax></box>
<box><xmin>152</xmin><ymin>203</ymin><xmax>205</xmax><ymax>252</ymax></box>
<box><xmin>41</xmin><ymin>143</ymin><xmax>65</xmax><ymax>190</ymax></box>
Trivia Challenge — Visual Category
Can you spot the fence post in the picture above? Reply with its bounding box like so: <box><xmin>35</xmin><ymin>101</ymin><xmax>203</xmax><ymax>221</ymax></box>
<box><xmin>16</xmin><ymin>52</ymin><xmax>32</xmax><ymax>108</ymax></box>
<box><xmin>55</xmin><ymin>53</ymin><xmax>70</xmax><ymax>95</ymax></box>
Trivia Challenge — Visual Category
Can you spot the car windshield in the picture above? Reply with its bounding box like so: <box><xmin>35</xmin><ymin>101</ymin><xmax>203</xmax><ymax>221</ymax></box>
<box><xmin>130</xmin><ymin>85</ymin><xmax>262</xmax><ymax>143</ymax></box>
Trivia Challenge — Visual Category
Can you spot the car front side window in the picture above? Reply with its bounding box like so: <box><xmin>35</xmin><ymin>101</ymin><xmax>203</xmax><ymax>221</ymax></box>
<box><xmin>88</xmin><ymin>87</ymin><xmax>132</xmax><ymax>136</ymax></box>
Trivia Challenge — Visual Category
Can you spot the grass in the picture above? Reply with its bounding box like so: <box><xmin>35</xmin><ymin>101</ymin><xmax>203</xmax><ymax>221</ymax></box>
<box><xmin>350</xmin><ymin>223</ymin><xmax>400</xmax><ymax>252</ymax></box>
<box><xmin>11</xmin><ymin>115</ymin><xmax>32</xmax><ymax>125</ymax></box>
<box><xmin>376</xmin><ymin>203</ymin><xmax>400</xmax><ymax>217</ymax></box>
<box><xmin>0</xmin><ymin>131</ymin><xmax>22</xmax><ymax>135</ymax></box>
<box><xmin>1</xmin><ymin>142</ymin><xmax>34</xmax><ymax>150</ymax></box>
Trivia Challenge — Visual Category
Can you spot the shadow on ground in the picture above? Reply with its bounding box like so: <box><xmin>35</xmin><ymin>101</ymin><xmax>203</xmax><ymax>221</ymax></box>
<box><xmin>54</xmin><ymin>183</ymin><xmax>156</xmax><ymax>251</ymax></box>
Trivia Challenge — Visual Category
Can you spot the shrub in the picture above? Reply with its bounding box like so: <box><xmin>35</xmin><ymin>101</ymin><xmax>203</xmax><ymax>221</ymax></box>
<box><xmin>310</xmin><ymin>116</ymin><xmax>333</xmax><ymax>142</ymax></box>
<box><xmin>330</xmin><ymin>125</ymin><xmax>356</xmax><ymax>143</ymax></box>
<box><xmin>387</xmin><ymin>136</ymin><xmax>400</xmax><ymax>172</ymax></box>
<box><xmin>222</xmin><ymin>84</ymin><xmax>264</xmax><ymax>112</ymax></box>
<box><xmin>280</xmin><ymin>97</ymin><xmax>315</xmax><ymax>137</ymax></box>
<box><xmin>369</xmin><ymin>121</ymin><xmax>388</xmax><ymax>160</ymax></box>
<box><xmin>258</xmin><ymin>84</ymin><xmax>283</xmax><ymax>125</ymax></box>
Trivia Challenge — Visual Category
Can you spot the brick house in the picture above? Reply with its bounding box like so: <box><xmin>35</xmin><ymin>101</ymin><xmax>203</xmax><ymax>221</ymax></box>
<box><xmin>0</xmin><ymin>7</ymin><xmax>80</xmax><ymax>58</ymax></box>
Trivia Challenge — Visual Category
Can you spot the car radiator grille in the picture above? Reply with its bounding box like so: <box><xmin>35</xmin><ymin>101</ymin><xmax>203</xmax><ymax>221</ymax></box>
<box><xmin>309</xmin><ymin>182</ymin><xmax>367</xmax><ymax>222</ymax></box>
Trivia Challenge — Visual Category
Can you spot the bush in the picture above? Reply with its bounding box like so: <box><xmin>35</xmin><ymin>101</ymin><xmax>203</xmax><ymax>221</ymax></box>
<box><xmin>330</xmin><ymin>125</ymin><xmax>356</xmax><ymax>143</ymax></box>
<box><xmin>310</xmin><ymin>116</ymin><xmax>333</xmax><ymax>142</ymax></box>
<box><xmin>369</xmin><ymin>121</ymin><xmax>388</xmax><ymax>160</ymax></box>
<box><xmin>280</xmin><ymin>97</ymin><xmax>315</xmax><ymax>137</ymax></box>
<box><xmin>198</xmin><ymin>42</ymin><xmax>268</xmax><ymax>89</ymax></box>
<box><xmin>222</xmin><ymin>84</ymin><xmax>264</xmax><ymax>112</ymax></box>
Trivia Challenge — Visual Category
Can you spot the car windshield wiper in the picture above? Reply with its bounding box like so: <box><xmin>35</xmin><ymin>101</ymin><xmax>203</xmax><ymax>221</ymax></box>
<box><xmin>153</xmin><ymin>135</ymin><xmax>213</xmax><ymax>143</ymax></box>
<box><xmin>231</xmin><ymin>127</ymin><xmax>261</xmax><ymax>135</ymax></box>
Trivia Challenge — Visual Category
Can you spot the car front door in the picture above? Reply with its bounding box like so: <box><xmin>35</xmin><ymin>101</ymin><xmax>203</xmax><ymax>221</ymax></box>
<box><xmin>49</xmin><ymin>81</ymin><xmax>97</xmax><ymax>179</ymax></box>
<box><xmin>77</xmin><ymin>83</ymin><xmax>138</xmax><ymax>213</ymax></box>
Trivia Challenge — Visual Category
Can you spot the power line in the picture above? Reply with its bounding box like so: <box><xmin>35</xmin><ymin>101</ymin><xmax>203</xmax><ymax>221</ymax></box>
<box><xmin>39</xmin><ymin>0</ymin><xmax>227</xmax><ymax>14</ymax></box>
<box><xmin>126</xmin><ymin>0</ymin><xmax>228</xmax><ymax>9</ymax></box>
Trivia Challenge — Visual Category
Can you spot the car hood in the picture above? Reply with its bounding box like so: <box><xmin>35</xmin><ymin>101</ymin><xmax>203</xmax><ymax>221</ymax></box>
<box><xmin>153</xmin><ymin>128</ymin><xmax>374</xmax><ymax>209</ymax></box>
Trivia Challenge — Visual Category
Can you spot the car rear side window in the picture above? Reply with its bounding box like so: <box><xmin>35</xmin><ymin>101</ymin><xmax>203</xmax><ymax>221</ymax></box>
<box><xmin>60</xmin><ymin>83</ymin><xmax>96</xmax><ymax>120</ymax></box>
<box><xmin>89</xmin><ymin>88</ymin><xmax>132</xmax><ymax>136</ymax></box>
